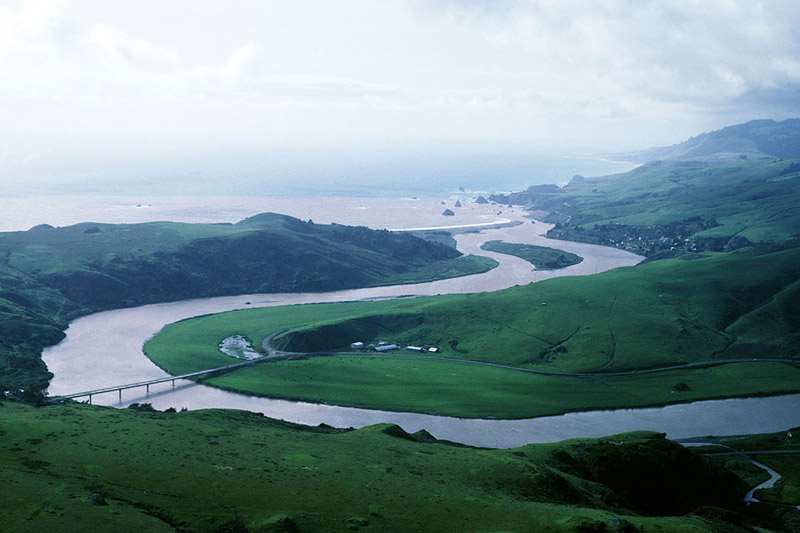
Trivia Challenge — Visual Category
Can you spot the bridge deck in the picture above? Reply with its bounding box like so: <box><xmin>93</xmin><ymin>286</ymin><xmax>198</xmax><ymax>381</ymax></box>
<box><xmin>50</xmin><ymin>357</ymin><xmax>266</xmax><ymax>401</ymax></box>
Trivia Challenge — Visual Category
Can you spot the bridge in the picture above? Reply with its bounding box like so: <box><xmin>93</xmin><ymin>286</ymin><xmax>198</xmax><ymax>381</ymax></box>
<box><xmin>49</xmin><ymin>329</ymin><xmax>296</xmax><ymax>404</ymax></box>
<box><xmin>48</xmin><ymin>357</ymin><xmax>270</xmax><ymax>404</ymax></box>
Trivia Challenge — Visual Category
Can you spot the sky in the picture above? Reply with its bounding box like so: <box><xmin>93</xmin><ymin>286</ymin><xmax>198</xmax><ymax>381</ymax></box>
<box><xmin>1</xmin><ymin>0</ymin><xmax>799</xmax><ymax>194</ymax></box>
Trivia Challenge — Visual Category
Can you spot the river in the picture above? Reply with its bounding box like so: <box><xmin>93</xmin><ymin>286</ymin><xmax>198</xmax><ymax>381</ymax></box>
<box><xmin>42</xmin><ymin>203</ymin><xmax>800</xmax><ymax>448</ymax></box>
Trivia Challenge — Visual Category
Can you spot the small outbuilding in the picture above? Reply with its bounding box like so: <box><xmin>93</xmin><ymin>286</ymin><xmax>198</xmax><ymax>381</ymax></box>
<box><xmin>406</xmin><ymin>346</ymin><xmax>424</xmax><ymax>352</ymax></box>
<box><xmin>350</xmin><ymin>342</ymin><xmax>365</xmax><ymax>350</ymax></box>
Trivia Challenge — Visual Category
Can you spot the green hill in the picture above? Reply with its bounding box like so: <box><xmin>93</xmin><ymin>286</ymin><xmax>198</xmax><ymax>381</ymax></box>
<box><xmin>491</xmin><ymin>157</ymin><xmax>800</xmax><ymax>255</ymax></box>
<box><xmin>491</xmin><ymin>120</ymin><xmax>800</xmax><ymax>258</ymax></box>
<box><xmin>0</xmin><ymin>214</ymin><xmax>495</xmax><ymax>391</ymax></box>
<box><xmin>0</xmin><ymin>401</ymin><xmax>773</xmax><ymax>532</ymax></box>
<box><xmin>269</xmin><ymin>242</ymin><xmax>800</xmax><ymax>369</ymax></box>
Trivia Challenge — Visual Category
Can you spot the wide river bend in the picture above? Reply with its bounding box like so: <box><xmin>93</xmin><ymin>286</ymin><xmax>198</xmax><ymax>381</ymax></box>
<box><xmin>44</xmin><ymin>214</ymin><xmax>800</xmax><ymax>448</ymax></box>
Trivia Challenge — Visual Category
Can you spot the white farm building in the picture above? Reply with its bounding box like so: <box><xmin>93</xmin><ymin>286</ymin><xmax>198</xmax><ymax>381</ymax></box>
<box><xmin>374</xmin><ymin>344</ymin><xmax>398</xmax><ymax>352</ymax></box>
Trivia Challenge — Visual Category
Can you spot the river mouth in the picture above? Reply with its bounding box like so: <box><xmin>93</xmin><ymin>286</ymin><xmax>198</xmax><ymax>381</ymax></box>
<box><xmin>41</xmin><ymin>204</ymin><xmax>800</xmax><ymax>448</ymax></box>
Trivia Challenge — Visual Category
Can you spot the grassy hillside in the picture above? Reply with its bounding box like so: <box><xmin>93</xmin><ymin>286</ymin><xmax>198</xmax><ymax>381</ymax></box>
<box><xmin>491</xmin><ymin>157</ymin><xmax>800</xmax><ymax>255</ymax></box>
<box><xmin>145</xmin><ymin>241</ymin><xmax>800</xmax><ymax>417</ymax></box>
<box><xmin>0</xmin><ymin>213</ymin><xmax>491</xmax><ymax>309</ymax></box>
<box><xmin>0</xmin><ymin>401</ymin><xmax>770</xmax><ymax>532</ymax></box>
<box><xmin>0</xmin><ymin>213</ymin><xmax>496</xmax><ymax>391</ymax></box>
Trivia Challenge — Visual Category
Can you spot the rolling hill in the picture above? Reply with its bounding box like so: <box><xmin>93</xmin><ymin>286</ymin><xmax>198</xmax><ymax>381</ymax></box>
<box><xmin>0</xmin><ymin>401</ymin><xmax>775</xmax><ymax>532</ymax></box>
<box><xmin>492</xmin><ymin>119</ymin><xmax>800</xmax><ymax>258</ymax></box>
<box><xmin>491</xmin><ymin>157</ymin><xmax>800</xmax><ymax>256</ymax></box>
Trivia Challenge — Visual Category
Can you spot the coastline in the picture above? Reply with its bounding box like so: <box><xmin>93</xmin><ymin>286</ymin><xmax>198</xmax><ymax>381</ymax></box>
<box><xmin>0</xmin><ymin>195</ymin><xmax>518</xmax><ymax>233</ymax></box>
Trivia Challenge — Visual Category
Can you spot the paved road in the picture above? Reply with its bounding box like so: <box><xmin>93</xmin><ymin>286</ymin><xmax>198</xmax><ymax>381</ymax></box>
<box><xmin>263</xmin><ymin>341</ymin><xmax>800</xmax><ymax>378</ymax></box>
<box><xmin>703</xmin><ymin>449</ymin><xmax>800</xmax><ymax>456</ymax></box>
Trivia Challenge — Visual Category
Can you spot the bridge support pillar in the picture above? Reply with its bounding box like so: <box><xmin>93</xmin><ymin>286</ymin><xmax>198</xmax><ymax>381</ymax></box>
<box><xmin>88</xmin><ymin>394</ymin><xmax>92</xmax><ymax>404</ymax></box>
<box><xmin>119</xmin><ymin>389</ymin><xmax>122</xmax><ymax>401</ymax></box>
<box><xmin>146</xmin><ymin>384</ymin><xmax>149</xmax><ymax>396</ymax></box>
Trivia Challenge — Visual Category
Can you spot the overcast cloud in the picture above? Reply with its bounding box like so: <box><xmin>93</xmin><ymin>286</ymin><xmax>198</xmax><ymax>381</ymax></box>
<box><xmin>1</xmin><ymin>0</ymin><xmax>798</xmax><ymax>187</ymax></box>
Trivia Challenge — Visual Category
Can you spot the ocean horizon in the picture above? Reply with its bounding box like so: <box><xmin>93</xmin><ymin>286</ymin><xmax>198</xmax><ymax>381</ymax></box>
<box><xmin>2</xmin><ymin>151</ymin><xmax>637</xmax><ymax>200</ymax></box>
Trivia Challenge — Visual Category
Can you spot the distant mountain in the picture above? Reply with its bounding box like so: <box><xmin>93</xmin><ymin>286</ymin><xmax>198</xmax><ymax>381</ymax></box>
<box><xmin>616</xmin><ymin>118</ymin><xmax>800</xmax><ymax>163</ymax></box>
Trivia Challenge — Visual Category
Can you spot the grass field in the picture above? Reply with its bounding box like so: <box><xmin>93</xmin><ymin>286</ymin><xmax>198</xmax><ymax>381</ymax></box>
<box><xmin>480</xmin><ymin>240</ymin><xmax>583</xmax><ymax>269</ymax></box>
<box><xmin>207</xmin><ymin>356</ymin><xmax>800</xmax><ymax>418</ymax></box>
<box><xmin>145</xmin><ymin>242</ymin><xmax>800</xmax><ymax>418</ymax></box>
<box><xmin>0</xmin><ymin>402</ymin><xmax>760</xmax><ymax>532</ymax></box>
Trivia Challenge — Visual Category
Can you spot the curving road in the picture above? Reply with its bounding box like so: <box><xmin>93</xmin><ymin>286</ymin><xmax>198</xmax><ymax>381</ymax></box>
<box><xmin>270</xmin><ymin>348</ymin><xmax>800</xmax><ymax>378</ymax></box>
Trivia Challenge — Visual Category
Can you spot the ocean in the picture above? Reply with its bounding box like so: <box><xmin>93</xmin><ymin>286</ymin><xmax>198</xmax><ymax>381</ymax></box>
<box><xmin>2</xmin><ymin>148</ymin><xmax>636</xmax><ymax>199</ymax></box>
<box><xmin>0</xmin><ymin>151</ymin><xmax>636</xmax><ymax>231</ymax></box>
